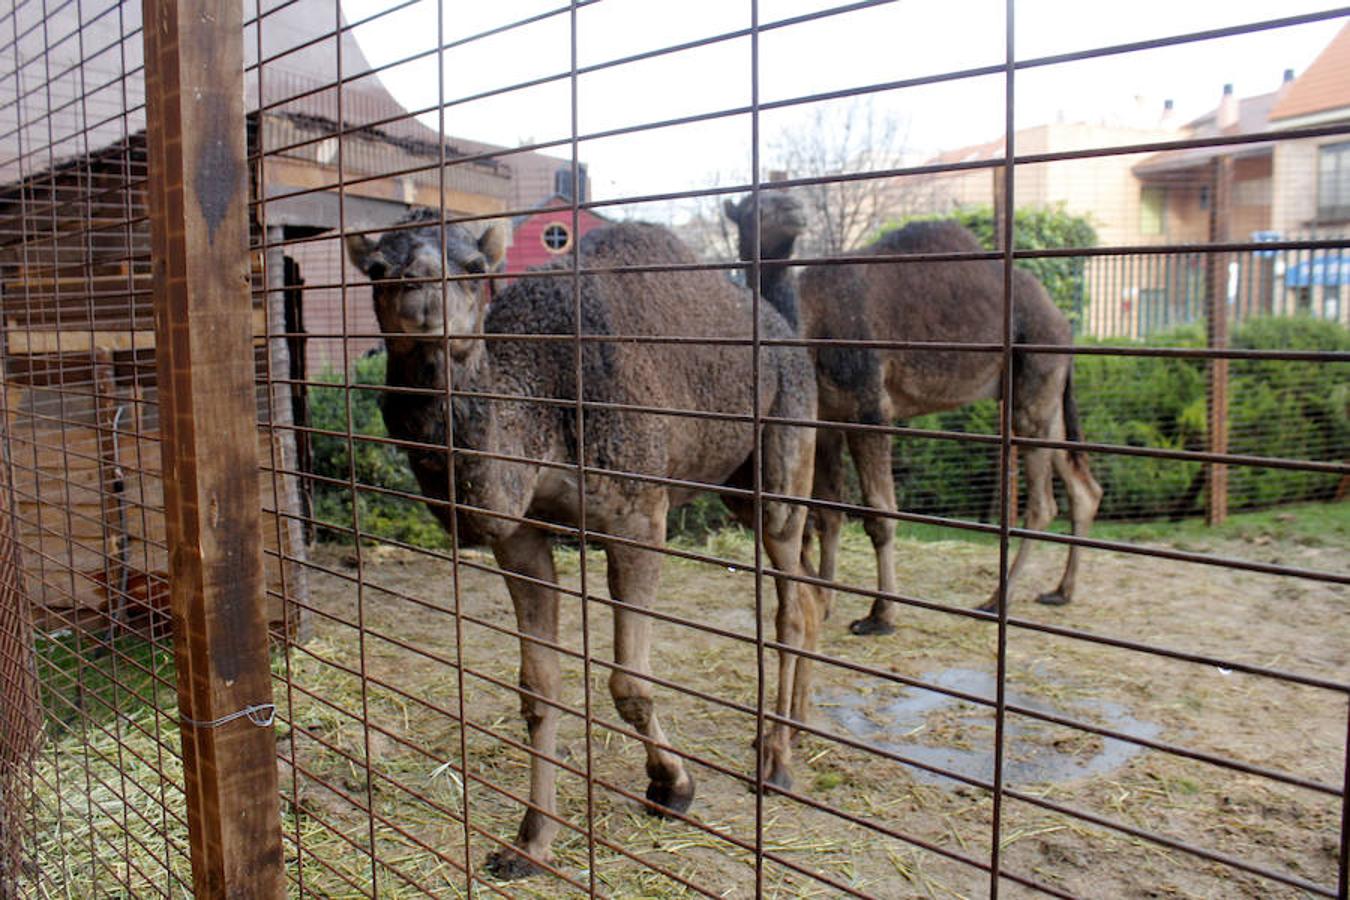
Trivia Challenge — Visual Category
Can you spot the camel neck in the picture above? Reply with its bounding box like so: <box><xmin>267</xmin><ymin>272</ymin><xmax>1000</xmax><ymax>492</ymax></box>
<box><xmin>755</xmin><ymin>265</ymin><xmax>799</xmax><ymax>331</ymax></box>
<box><xmin>383</xmin><ymin>338</ymin><xmax>447</xmax><ymax>392</ymax></box>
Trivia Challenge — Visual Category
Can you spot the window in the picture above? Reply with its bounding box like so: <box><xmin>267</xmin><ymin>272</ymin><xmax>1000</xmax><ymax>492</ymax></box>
<box><xmin>1318</xmin><ymin>141</ymin><xmax>1350</xmax><ymax>222</ymax></box>
<box><xmin>1325</xmin><ymin>285</ymin><xmax>1342</xmax><ymax>322</ymax></box>
<box><xmin>1140</xmin><ymin>186</ymin><xmax>1165</xmax><ymax>236</ymax></box>
<box><xmin>541</xmin><ymin>222</ymin><xmax>571</xmax><ymax>253</ymax></box>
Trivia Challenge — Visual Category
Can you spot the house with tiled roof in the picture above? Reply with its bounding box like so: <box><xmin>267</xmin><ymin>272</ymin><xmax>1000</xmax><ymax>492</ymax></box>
<box><xmin>1268</xmin><ymin>21</ymin><xmax>1350</xmax><ymax>233</ymax></box>
<box><xmin>906</xmin><ymin>20</ymin><xmax>1350</xmax><ymax>336</ymax></box>
<box><xmin>916</xmin><ymin>112</ymin><xmax>1182</xmax><ymax>248</ymax></box>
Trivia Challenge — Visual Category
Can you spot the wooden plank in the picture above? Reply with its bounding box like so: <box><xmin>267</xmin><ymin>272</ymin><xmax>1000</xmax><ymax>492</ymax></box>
<box><xmin>0</xmin><ymin>439</ymin><xmax>40</xmax><ymax>900</ymax></box>
<box><xmin>2</xmin><ymin>274</ymin><xmax>152</xmax><ymax>290</ymax></box>
<box><xmin>5</xmin><ymin>306</ymin><xmax>264</xmax><ymax>353</ymax></box>
<box><xmin>7</xmin><ymin>328</ymin><xmax>156</xmax><ymax>354</ymax></box>
<box><xmin>142</xmin><ymin>0</ymin><xmax>283</xmax><ymax>895</ymax></box>
<box><xmin>264</xmin><ymin>156</ymin><xmax>508</xmax><ymax>216</ymax></box>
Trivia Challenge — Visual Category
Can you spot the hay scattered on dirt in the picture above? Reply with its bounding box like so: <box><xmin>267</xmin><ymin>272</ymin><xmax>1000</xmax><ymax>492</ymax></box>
<box><xmin>21</xmin><ymin>505</ymin><xmax>1349</xmax><ymax>898</ymax></box>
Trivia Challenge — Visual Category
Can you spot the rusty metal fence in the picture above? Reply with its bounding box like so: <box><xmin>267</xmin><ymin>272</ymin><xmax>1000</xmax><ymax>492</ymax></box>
<box><xmin>0</xmin><ymin>1</ymin><xmax>1347</xmax><ymax>898</ymax></box>
<box><xmin>1081</xmin><ymin>235</ymin><xmax>1350</xmax><ymax>340</ymax></box>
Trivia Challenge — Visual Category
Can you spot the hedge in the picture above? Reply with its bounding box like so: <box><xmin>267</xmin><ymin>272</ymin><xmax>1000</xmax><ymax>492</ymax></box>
<box><xmin>896</xmin><ymin>316</ymin><xmax>1349</xmax><ymax>522</ymax></box>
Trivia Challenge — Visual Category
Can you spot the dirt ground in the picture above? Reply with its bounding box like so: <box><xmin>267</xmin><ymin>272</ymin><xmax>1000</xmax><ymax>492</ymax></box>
<box><xmin>267</xmin><ymin>507</ymin><xmax>1348</xmax><ymax>899</ymax></box>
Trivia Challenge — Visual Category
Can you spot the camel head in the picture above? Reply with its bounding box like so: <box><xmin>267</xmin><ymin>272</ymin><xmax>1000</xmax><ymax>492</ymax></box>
<box><xmin>346</xmin><ymin>210</ymin><xmax>508</xmax><ymax>360</ymax></box>
<box><xmin>724</xmin><ymin>190</ymin><xmax>806</xmax><ymax>262</ymax></box>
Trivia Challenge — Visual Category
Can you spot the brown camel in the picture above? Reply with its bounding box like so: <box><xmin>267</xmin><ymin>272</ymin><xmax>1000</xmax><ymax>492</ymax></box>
<box><xmin>725</xmin><ymin>193</ymin><xmax>1102</xmax><ymax>634</ymax></box>
<box><xmin>347</xmin><ymin>210</ymin><xmax>822</xmax><ymax>879</ymax></box>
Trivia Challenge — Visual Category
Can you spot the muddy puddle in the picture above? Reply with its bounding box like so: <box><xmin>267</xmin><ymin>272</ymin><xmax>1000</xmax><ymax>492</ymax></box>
<box><xmin>817</xmin><ymin>667</ymin><xmax>1162</xmax><ymax>788</ymax></box>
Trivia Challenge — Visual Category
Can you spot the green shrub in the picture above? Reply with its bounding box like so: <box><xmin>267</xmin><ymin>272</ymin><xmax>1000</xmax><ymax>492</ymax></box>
<box><xmin>1226</xmin><ymin>317</ymin><xmax>1350</xmax><ymax>512</ymax></box>
<box><xmin>893</xmin><ymin>317</ymin><xmax>1349</xmax><ymax>522</ymax></box>
<box><xmin>308</xmin><ymin>353</ymin><xmax>450</xmax><ymax>548</ymax></box>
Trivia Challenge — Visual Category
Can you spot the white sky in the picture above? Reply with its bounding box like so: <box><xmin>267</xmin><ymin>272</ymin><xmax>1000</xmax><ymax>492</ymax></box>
<box><xmin>340</xmin><ymin>0</ymin><xmax>1346</xmax><ymax>209</ymax></box>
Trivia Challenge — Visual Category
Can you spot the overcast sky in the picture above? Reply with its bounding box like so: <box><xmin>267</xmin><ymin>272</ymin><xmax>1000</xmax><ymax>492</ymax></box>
<box><xmin>340</xmin><ymin>0</ymin><xmax>1346</xmax><ymax>211</ymax></box>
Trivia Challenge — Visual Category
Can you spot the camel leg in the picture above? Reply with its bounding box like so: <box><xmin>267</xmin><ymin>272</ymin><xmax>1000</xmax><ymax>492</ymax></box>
<box><xmin>723</xmin><ymin>483</ymin><xmax>821</xmax><ymax>759</ymax></box>
<box><xmin>759</xmin><ymin>498</ymin><xmax>820</xmax><ymax>789</ymax></box>
<box><xmin>845</xmin><ymin>430</ymin><xmax>900</xmax><ymax>637</ymax></box>
<box><xmin>604</xmin><ymin>495</ymin><xmax>696</xmax><ymax>817</ymax></box>
<box><xmin>977</xmin><ymin>447</ymin><xmax>1056</xmax><ymax>613</ymax></box>
<box><xmin>751</xmin><ymin>419</ymin><xmax>822</xmax><ymax>790</ymax></box>
<box><xmin>484</xmin><ymin>526</ymin><xmax>564</xmax><ymax>880</ymax></box>
<box><xmin>1039</xmin><ymin>450</ymin><xmax>1103</xmax><ymax>606</ymax></box>
<box><xmin>813</xmin><ymin>427</ymin><xmax>847</xmax><ymax>622</ymax></box>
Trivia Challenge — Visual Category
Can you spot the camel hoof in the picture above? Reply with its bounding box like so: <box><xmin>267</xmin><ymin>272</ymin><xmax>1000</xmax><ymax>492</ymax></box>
<box><xmin>1036</xmin><ymin>591</ymin><xmax>1070</xmax><ymax>607</ymax></box>
<box><xmin>484</xmin><ymin>847</ymin><xmax>547</xmax><ymax>881</ymax></box>
<box><xmin>974</xmin><ymin>599</ymin><xmax>999</xmax><ymax>614</ymax></box>
<box><xmin>762</xmin><ymin>766</ymin><xmax>792</xmax><ymax>793</ymax></box>
<box><xmin>644</xmin><ymin>773</ymin><xmax>695</xmax><ymax>818</ymax></box>
<box><xmin>848</xmin><ymin>617</ymin><xmax>895</xmax><ymax>636</ymax></box>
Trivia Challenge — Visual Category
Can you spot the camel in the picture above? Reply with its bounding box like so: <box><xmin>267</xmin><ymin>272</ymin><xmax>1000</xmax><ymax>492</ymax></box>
<box><xmin>725</xmin><ymin>192</ymin><xmax>1102</xmax><ymax>634</ymax></box>
<box><xmin>346</xmin><ymin>210</ymin><xmax>822</xmax><ymax>879</ymax></box>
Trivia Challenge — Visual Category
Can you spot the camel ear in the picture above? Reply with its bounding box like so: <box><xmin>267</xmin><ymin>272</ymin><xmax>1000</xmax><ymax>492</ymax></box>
<box><xmin>346</xmin><ymin>233</ymin><xmax>388</xmax><ymax>279</ymax></box>
<box><xmin>477</xmin><ymin>221</ymin><xmax>508</xmax><ymax>270</ymax></box>
<box><xmin>723</xmin><ymin>197</ymin><xmax>741</xmax><ymax>222</ymax></box>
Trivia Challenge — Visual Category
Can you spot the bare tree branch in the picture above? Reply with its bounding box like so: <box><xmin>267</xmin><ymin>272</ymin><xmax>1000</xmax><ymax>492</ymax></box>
<box><xmin>676</xmin><ymin>98</ymin><xmax>959</xmax><ymax>261</ymax></box>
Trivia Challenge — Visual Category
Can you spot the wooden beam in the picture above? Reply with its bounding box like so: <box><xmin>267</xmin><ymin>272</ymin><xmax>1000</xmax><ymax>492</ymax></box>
<box><xmin>263</xmin><ymin>225</ymin><xmax>310</xmax><ymax>643</ymax></box>
<box><xmin>142</xmin><ymin>0</ymin><xmax>282</xmax><ymax>896</ymax></box>
<box><xmin>263</xmin><ymin>156</ymin><xmax>507</xmax><ymax>216</ymax></box>
<box><xmin>4</xmin><ymin>308</ymin><xmax>264</xmax><ymax>354</ymax></box>
<box><xmin>6</xmin><ymin>328</ymin><xmax>157</xmax><ymax>355</ymax></box>
<box><xmin>0</xmin><ymin>399</ymin><xmax>40</xmax><ymax>898</ymax></box>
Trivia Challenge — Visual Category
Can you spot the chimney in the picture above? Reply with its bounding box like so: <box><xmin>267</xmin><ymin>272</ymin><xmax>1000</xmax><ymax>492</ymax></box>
<box><xmin>1277</xmin><ymin>67</ymin><xmax>1296</xmax><ymax>100</ymax></box>
<box><xmin>1160</xmin><ymin>97</ymin><xmax>1175</xmax><ymax>127</ymax></box>
<box><xmin>1217</xmin><ymin>83</ymin><xmax>1239</xmax><ymax>132</ymax></box>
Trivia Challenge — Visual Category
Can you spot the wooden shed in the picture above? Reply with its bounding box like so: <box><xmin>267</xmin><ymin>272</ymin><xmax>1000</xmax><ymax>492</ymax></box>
<box><xmin>0</xmin><ymin>0</ymin><xmax>590</xmax><ymax>636</ymax></box>
<box><xmin>0</xmin><ymin>130</ymin><xmax>305</xmax><ymax>634</ymax></box>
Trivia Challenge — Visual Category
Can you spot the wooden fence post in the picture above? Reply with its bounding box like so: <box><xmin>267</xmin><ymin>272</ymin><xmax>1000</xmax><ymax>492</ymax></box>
<box><xmin>0</xmin><ymin>441</ymin><xmax>40</xmax><ymax>897</ymax></box>
<box><xmin>142</xmin><ymin>0</ymin><xmax>283</xmax><ymax>896</ymax></box>
<box><xmin>1205</xmin><ymin>156</ymin><xmax>1232</xmax><ymax>527</ymax></box>
<box><xmin>264</xmin><ymin>226</ymin><xmax>312</xmax><ymax>644</ymax></box>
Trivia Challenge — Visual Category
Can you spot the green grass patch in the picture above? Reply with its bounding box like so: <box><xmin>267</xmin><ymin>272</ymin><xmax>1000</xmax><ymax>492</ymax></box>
<box><xmin>887</xmin><ymin>499</ymin><xmax>1349</xmax><ymax>548</ymax></box>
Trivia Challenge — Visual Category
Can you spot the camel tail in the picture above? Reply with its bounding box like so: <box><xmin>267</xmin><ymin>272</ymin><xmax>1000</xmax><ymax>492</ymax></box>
<box><xmin>1063</xmin><ymin>364</ymin><xmax>1088</xmax><ymax>467</ymax></box>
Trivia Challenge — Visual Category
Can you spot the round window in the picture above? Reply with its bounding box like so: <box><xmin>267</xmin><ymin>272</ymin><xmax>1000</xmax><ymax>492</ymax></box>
<box><xmin>541</xmin><ymin>222</ymin><xmax>571</xmax><ymax>253</ymax></box>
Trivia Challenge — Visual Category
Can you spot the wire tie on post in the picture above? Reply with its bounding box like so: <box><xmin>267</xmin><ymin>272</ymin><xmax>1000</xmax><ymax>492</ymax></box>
<box><xmin>179</xmin><ymin>702</ymin><xmax>276</xmax><ymax>730</ymax></box>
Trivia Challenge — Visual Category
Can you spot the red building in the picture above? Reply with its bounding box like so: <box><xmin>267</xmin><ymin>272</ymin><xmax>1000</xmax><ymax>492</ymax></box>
<box><xmin>504</xmin><ymin>193</ymin><xmax>609</xmax><ymax>277</ymax></box>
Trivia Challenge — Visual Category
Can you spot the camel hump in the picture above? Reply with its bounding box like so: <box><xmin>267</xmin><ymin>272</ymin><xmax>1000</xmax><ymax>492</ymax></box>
<box><xmin>579</xmin><ymin>221</ymin><xmax>699</xmax><ymax>267</ymax></box>
<box><xmin>871</xmin><ymin>219</ymin><xmax>985</xmax><ymax>255</ymax></box>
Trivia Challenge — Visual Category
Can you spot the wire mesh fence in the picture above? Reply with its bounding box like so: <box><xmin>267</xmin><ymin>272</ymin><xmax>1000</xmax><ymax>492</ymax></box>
<box><xmin>0</xmin><ymin>1</ymin><xmax>1347</xmax><ymax>898</ymax></box>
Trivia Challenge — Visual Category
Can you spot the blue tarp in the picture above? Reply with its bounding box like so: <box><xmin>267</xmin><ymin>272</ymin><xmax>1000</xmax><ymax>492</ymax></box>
<box><xmin>1285</xmin><ymin>255</ymin><xmax>1350</xmax><ymax>287</ymax></box>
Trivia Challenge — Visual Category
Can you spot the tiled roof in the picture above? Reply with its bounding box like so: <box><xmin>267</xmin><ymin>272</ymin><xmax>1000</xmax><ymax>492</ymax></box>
<box><xmin>0</xmin><ymin>0</ymin><xmax>574</xmax><ymax>210</ymax></box>
<box><xmin>1134</xmin><ymin>91</ymin><xmax>1278</xmax><ymax>178</ymax></box>
<box><xmin>1270</xmin><ymin>21</ymin><xmax>1350</xmax><ymax>123</ymax></box>
<box><xmin>924</xmin><ymin>137</ymin><xmax>1005</xmax><ymax>167</ymax></box>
